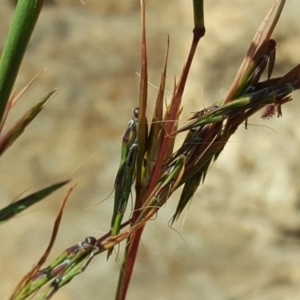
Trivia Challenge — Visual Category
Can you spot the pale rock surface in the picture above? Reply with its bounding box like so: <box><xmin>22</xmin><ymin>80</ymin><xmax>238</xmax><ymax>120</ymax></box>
<box><xmin>1</xmin><ymin>1</ymin><xmax>300</xmax><ymax>299</ymax></box>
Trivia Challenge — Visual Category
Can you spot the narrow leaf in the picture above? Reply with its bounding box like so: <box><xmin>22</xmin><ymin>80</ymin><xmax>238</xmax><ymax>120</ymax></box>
<box><xmin>0</xmin><ymin>90</ymin><xmax>56</xmax><ymax>156</ymax></box>
<box><xmin>0</xmin><ymin>180</ymin><xmax>70</xmax><ymax>225</ymax></box>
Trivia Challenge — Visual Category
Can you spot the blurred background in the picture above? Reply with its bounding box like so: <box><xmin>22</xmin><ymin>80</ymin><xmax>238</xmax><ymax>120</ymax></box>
<box><xmin>1</xmin><ymin>0</ymin><xmax>300</xmax><ymax>299</ymax></box>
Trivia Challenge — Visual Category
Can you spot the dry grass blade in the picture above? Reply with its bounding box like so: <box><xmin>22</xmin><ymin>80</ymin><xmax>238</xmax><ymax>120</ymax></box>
<box><xmin>144</xmin><ymin>38</ymin><xmax>169</xmax><ymax>186</ymax></box>
<box><xmin>0</xmin><ymin>70</ymin><xmax>45</xmax><ymax>133</ymax></box>
<box><xmin>0</xmin><ymin>89</ymin><xmax>56</xmax><ymax>156</ymax></box>
<box><xmin>9</xmin><ymin>183</ymin><xmax>74</xmax><ymax>300</ymax></box>
<box><xmin>136</xmin><ymin>0</ymin><xmax>148</xmax><ymax>201</ymax></box>
<box><xmin>224</xmin><ymin>0</ymin><xmax>284</xmax><ymax>104</ymax></box>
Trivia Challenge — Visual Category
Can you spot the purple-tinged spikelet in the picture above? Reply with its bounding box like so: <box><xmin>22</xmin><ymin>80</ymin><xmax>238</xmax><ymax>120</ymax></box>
<box><xmin>261</xmin><ymin>104</ymin><xmax>276</xmax><ymax>120</ymax></box>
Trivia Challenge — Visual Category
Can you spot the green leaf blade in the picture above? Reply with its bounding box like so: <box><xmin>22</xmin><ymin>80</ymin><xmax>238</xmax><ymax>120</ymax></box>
<box><xmin>0</xmin><ymin>180</ymin><xmax>70</xmax><ymax>225</ymax></box>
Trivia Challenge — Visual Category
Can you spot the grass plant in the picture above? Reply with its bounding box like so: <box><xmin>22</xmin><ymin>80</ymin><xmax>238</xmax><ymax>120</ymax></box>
<box><xmin>1</xmin><ymin>0</ymin><xmax>300</xmax><ymax>299</ymax></box>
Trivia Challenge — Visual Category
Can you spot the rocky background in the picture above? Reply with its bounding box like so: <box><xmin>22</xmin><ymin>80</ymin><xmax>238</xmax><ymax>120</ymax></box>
<box><xmin>1</xmin><ymin>0</ymin><xmax>300</xmax><ymax>299</ymax></box>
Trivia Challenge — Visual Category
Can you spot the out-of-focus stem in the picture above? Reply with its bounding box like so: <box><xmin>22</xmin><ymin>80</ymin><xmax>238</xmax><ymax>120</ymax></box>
<box><xmin>0</xmin><ymin>0</ymin><xmax>44</xmax><ymax>123</ymax></box>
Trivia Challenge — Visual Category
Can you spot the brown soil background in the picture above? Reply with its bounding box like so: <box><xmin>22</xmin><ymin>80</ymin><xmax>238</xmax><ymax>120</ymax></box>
<box><xmin>1</xmin><ymin>1</ymin><xmax>300</xmax><ymax>299</ymax></box>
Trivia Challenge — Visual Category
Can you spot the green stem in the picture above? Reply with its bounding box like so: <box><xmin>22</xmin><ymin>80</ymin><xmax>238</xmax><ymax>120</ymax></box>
<box><xmin>192</xmin><ymin>0</ymin><xmax>205</xmax><ymax>39</ymax></box>
<box><xmin>0</xmin><ymin>0</ymin><xmax>44</xmax><ymax>123</ymax></box>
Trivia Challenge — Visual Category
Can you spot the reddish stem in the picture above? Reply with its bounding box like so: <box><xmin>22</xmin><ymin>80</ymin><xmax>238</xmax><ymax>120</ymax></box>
<box><xmin>117</xmin><ymin>29</ymin><xmax>205</xmax><ymax>300</ymax></box>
